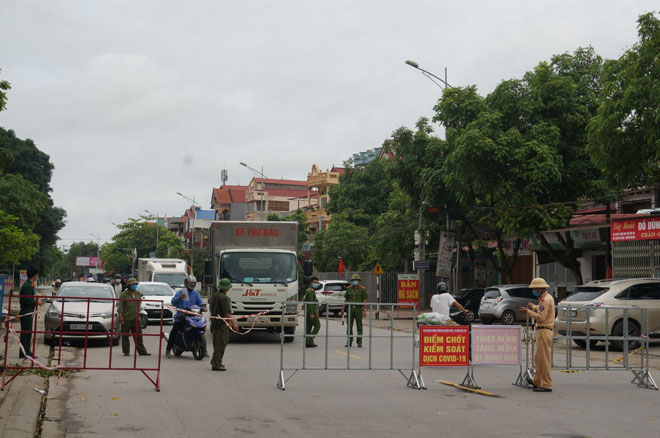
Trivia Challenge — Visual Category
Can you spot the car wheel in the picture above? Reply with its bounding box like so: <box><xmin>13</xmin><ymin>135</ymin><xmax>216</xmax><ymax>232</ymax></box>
<box><xmin>611</xmin><ymin>320</ymin><xmax>641</xmax><ymax>351</ymax></box>
<box><xmin>112</xmin><ymin>336</ymin><xmax>120</xmax><ymax>346</ymax></box>
<box><xmin>318</xmin><ymin>305</ymin><xmax>326</xmax><ymax>316</ymax></box>
<box><xmin>501</xmin><ymin>310</ymin><xmax>516</xmax><ymax>325</ymax></box>
<box><xmin>464</xmin><ymin>311</ymin><xmax>475</xmax><ymax>323</ymax></box>
<box><xmin>43</xmin><ymin>334</ymin><xmax>52</xmax><ymax>345</ymax></box>
<box><xmin>574</xmin><ymin>339</ymin><xmax>598</xmax><ymax>349</ymax></box>
<box><xmin>284</xmin><ymin>326</ymin><xmax>295</xmax><ymax>343</ymax></box>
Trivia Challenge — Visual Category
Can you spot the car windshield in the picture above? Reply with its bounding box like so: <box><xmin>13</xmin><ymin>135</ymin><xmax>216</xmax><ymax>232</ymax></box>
<box><xmin>57</xmin><ymin>285</ymin><xmax>114</xmax><ymax>301</ymax></box>
<box><xmin>483</xmin><ymin>289</ymin><xmax>501</xmax><ymax>299</ymax></box>
<box><xmin>137</xmin><ymin>284</ymin><xmax>173</xmax><ymax>296</ymax></box>
<box><xmin>564</xmin><ymin>287</ymin><xmax>609</xmax><ymax>302</ymax></box>
<box><xmin>152</xmin><ymin>273</ymin><xmax>187</xmax><ymax>288</ymax></box>
<box><xmin>324</xmin><ymin>284</ymin><xmax>346</xmax><ymax>291</ymax></box>
<box><xmin>220</xmin><ymin>252</ymin><xmax>298</xmax><ymax>284</ymax></box>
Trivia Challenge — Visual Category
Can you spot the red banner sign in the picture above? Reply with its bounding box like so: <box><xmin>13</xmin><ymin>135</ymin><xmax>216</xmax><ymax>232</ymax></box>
<box><xmin>397</xmin><ymin>274</ymin><xmax>419</xmax><ymax>306</ymax></box>
<box><xmin>611</xmin><ymin>217</ymin><xmax>660</xmax><ymax>242</ymax></box>
<box><xmin>419</xmin><ymin>325</ymin><xmax>470</xmax><ymax>367</ymax></box>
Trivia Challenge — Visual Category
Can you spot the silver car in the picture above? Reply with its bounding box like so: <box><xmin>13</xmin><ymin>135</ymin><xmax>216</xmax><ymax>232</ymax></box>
<box><xmin>44</xmin><ymin>282</ymin><xmax>120</xmax><ymax>345</ymax></box>
<box><xmin>478</xmin><ymin>284</ymin><xmax>539</xmax><ymax>325</ymax></box>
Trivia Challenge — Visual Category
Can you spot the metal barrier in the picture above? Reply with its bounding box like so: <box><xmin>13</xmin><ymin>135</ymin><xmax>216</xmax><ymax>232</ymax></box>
<box><xmin>277</xmin><ymin>302</ymin><xmax>423</xmax><ymax>390</ymax></box>
<box><xmin>514</xmin><ymin>305</ymin><xmax>657</xmax><ymax>390</ymax></box>
<box><xmin>2</xmin><ymin>294</ymin><xmax>164</xmax><ymax>391</ymax></box>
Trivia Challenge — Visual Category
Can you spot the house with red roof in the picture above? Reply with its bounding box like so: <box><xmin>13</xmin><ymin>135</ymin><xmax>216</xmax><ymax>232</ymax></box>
<box><xmin>211</xmin><ymin>185</ymin><xmax>249</xmax><ymax>220</ymax></box>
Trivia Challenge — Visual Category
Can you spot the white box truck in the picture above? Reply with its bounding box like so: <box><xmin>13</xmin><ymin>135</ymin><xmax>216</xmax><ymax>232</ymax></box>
<box><xmin>209</xmin><ymin>221</ymin><xmax>298</xmax><ymax>340</ymax></box>
<box><xmin>137</xmin><ymin>258</ymin><xmax>188</xmax><ymax>292</ymax></box>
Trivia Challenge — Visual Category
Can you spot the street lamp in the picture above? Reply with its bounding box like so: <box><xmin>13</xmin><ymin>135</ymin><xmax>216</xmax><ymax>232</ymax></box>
<box><xmin>240</xmin><ymin>162</ymin><xmax>268</xmax><ymax>220</ymax></box>
<box><xmin>405</xmin><ymin>60</ymin><xmax>452</xmax><ymax>89</ymax></box>
<box><xmin>89</xmin><ymin>233</ymin><xmax>101</xmax><ymax>278</ymax></box>
<box><xmin>177</xmin><ymin>192</ymin><xmax>199</xmax><ymax>274</ymax></box>
<box><xmin>144</xmin><ymin>209</ymin><xmax>160</xmax><ymax>254</ymax></box>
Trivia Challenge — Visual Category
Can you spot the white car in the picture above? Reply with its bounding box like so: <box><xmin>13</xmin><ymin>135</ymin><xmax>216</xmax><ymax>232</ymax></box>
<box><xmin>316</xmin><ymin>280</ymin><xmax>350</xmax><ymax>316</ymax></box>
<box><xmin>137</xmin><ymin>282</ymin><xmax>175</xmax><ymax>323</ymax></box>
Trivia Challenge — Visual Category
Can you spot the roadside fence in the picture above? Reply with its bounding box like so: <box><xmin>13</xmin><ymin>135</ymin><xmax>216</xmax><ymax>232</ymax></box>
<box><xmin>2</xmin><ymin>294</ymin><xmax>165</xmax><ymax>392</ymax></box>
<box><xmin>515</xmin><ymin>305</ymin><xmax>657</xmax><ymax>390</ymax></box>
<box><xmin>277</xmin><ymin>302</ymin><xmax>423</xmax><ymax>390</ymax></box>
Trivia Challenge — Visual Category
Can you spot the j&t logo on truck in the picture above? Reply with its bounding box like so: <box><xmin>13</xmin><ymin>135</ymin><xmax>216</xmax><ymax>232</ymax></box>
<box><xmin>242</xmin><ymin>289</ymin><xmax>262</xmax><ymax>296</ymax></box>
<box><xmin>235</xmin><ymin>227</ymin><xmax>281</xmax><ymax>237</ymax></box>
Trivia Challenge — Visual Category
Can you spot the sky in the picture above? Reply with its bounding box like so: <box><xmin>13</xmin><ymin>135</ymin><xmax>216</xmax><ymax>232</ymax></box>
<box><xmin>0</xmin><ymin>1</ymin><xmax>657</xmax><ymax>248</ymax></box>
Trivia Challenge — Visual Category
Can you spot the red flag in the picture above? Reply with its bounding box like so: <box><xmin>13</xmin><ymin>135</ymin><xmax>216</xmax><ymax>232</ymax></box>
<box><xmin>338</xmin><ymin>257</ymin><xmax>345</xmax><ymax>275</ymax></box>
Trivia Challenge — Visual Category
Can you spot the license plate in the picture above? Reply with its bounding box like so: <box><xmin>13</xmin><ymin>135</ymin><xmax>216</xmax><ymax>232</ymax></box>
<box><xmin>70</xmin><ymin>323</ymin><xmax>88</xmax><ymax>330</ymax></box>
<box><xmin>247</xmin><ymin>316</ymin><xmax>267</xmax><ymax>323</ymax></box>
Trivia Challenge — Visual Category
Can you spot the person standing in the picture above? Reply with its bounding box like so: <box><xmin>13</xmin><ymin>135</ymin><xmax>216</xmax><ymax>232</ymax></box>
<box><xmin>304</xmin><ymin>277</ymin><xmax>321</xmax><ymax>348</ymax></box>
<box><xmin>341</xmin><ymin>274</ymin><xmax>368</xmax><ymax>348</ymax></box>
<box><xmin>112</xmin><ymin>274</ymin><xmax>123</xmax><ymax>296</ymax></box>
<box><xmin>520</xmin><ymin>277</ymin><xmax>555</xmax><ymax>392</ymax></box>
<box><xmin>52</xmin><ymin>279</ymin><xmax>62</xmax><ymax>296</ymax></box>
<box><xmin>118</xmin><ymin>278</ymin><xmax>150</xmax><ymax>357</ymax></box>
<box><xmin>430</xmin><ymin>281</ymin><xmax>468</xmax><ymax>325</ymax></box>
<box><xmin>210</xmin><ymin>278</ymin><xmax>238</xmax><ymax>371</ymax></box>
<box><xmin>19</xmin><ymin>268</ymin><xmax>41</xmax><ymax>359</ymax></box>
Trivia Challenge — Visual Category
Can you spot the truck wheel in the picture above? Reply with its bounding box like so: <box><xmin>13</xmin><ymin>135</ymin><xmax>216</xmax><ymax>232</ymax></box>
<box><xmin>284</xmin><ymin>327</ymin><xmax>295</xmax><ymax>343</ymax></box>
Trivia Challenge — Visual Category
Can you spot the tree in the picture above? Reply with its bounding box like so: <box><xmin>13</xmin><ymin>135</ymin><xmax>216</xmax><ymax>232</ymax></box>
<box><xmin>53</xmin><ymin>241</ymin><xmax>99</xmax><ymax>280</ymax></box>
<box><xmin>100</xmin><ymin>217</ymin><xmax>185</xmax><ymax>274</ymax></box>
<box><xmin>0</xmin><ymin>210</ymin><xmax>39</xmax><ymax>265</ymax></box>
<box><xmin>588</xmin><ymin>12</ymin><xmax>660</xmax><ymax>188</ymax></box>
<box><xmin>312</xmin><ymin>215</ymin><xmax>369</xmax><ymax>272</ymax></box>
<box><xmin>370</xmin><ymin>186</ymin><xmax>417</xmax><ymax>271</ymax></box>
<box><xmin>0</xmin><ymin>68</ymin><xmax>9</xmax><ymax>112</ymax></box>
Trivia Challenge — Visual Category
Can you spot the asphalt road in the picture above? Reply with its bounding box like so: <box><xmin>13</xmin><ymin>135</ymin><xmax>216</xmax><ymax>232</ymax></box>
<box><xmin>53</xmin><ymin>317</ymin><xmax>660</xmax><ymax>438</ymax></box>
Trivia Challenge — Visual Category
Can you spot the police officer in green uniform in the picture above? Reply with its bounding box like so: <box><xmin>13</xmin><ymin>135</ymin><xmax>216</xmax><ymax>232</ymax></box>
<box><xmin>118</xmin><ymin>278</ymin><xmax>150</xmax><ymax>356</ymax></box>
<box><xmin>19</xmin><ymin>268</ymin><xmax>41</xmax><ymax>359</ymax></box>
<box><xmin>341</xmin><ymin>273</ymin><xmax>368</xmax><ymax>348</ymax></box>
<box><xmin>210</xmin><ymin>278</ymin><xmax>238</xmax><ymax>371</ymax></box>
<box><xmin>304</xmin><ymin>277</ymin><xmax>321</xmax><ymax>348</ymax></box>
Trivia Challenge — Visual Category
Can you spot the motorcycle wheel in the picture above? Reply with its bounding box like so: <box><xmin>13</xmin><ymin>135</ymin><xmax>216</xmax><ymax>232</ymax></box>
<box><xmin>172</xmin><ymin>344</ymin><xmax>184</xmax><ymax>357</ymax></box>
<box><xmin>192</xmin><ymin>336</ymin><xmax>207</xmax><ymax>361</ymax></box>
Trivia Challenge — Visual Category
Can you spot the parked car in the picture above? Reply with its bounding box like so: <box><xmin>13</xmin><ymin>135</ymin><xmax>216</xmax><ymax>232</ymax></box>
<box><xmin>44</xmin><ymin>282</ymin><xmax>120</xmax><ymax>345</ymax></box>
<box><xmin>555</xmin><ymin>278</ymin><xmax>660</xmax><ymax>350</ymax></box>
<box><xmin>452</xmin><ymin>288</ymin><xmax>484</xmax><ymax>321</ymax></box>
<box><xmin>478</xmin><ymin>285</ymin><xmax>538</xmax><ymax>325</ymax></box>
<box><xmin>316</xmin><ymin>280</ymin><xmax>350</xmax><ymax>316</ymax></box>
<box><xmin>137</xmin><ymin>282</ymin><xmax>175</xmax><ymax>323</ymax></box>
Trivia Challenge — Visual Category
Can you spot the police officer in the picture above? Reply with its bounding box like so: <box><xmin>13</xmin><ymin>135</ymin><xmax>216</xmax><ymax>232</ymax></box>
<box><xmin>520</xmin><ymin>277</ymin><xmax>555</xmax><ymax>392</ymax></box>
<box><xmin>52</xmin><ymin>279</ymin><xmax>62</xmax><ymax>296</ymax></box>
<box><xmin>210</xmin><ymin>278</ymin><xmax>238</xmax><ymax>371</ymax></box>
<box><xmin>19</xmin><ymin>268</ymin><xmax>41</xmax><ymax>359</ymax></box>
<box><xmin>341</xmin><ymin>274</ymin><xmax>368</xmax><ymax>348</ymax></box>
<box><xmin>118</xmin><ymin>278</ymin><xmax>150</xmax><ymax>356</ymax></box>
<box><xmin>304</xmin><ymin>277</ymin><xmax>321</xmax><ymax>348</ymax></box>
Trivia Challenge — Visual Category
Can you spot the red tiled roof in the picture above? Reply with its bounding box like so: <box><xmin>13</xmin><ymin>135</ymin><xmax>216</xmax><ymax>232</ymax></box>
<box><xmin>213</xmin><ymin>185</ymin><xmax>248</xmax><ymax>204</ymax></box>
<box><xmin>258</xmin><ymin>178</ymin><xmax>307</xmax><ymax>186</ymax></box>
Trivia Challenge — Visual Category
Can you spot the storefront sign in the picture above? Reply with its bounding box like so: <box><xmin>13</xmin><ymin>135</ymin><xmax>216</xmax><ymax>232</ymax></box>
<box><xmin>397</xmin><ymin>274</ymin><xmax>419</xmax><ymax>306</ymax></box>
<box><xmin>471</xmin><ymin>326</ymin><xmax>521</xmax><ymax>365</ymax></box>
<box><xmin>419</xmin><ymin>325</ymin><xmax>469</xmax><ymax>367</ymax></box>
<box><xmin>611</xmin><ymin>217</ymin><xmax>660</xmax><ymax>242</ymax></box>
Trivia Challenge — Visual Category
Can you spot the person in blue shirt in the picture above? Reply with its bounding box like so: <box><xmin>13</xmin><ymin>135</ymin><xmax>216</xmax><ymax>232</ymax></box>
<box><xmin>166</xmin><ymin>275</ymin><xmax>206</xmax><ymax>358</ymax></box>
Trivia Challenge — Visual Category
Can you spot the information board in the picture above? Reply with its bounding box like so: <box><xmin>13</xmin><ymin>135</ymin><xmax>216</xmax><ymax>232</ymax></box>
<box><xmin>419</xmin><ymin>325</ymin><xmax>469</xmax><ymax>367</ymax></box>
<box><xmin>471</xmin><ymin>325</ymin><xmax>521</xmax><ymax>365</ymax></box>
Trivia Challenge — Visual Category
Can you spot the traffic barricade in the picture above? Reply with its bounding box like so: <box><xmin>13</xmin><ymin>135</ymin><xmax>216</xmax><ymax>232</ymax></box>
<box><xmin>277</xmin><ymin>302</ymin><xmax>423</xmax><ymax>390</ymax></box>
<box><xmin>515</xmin><ymin>305</ymin><xmax>657</xmax><ymax>390</ymax></box>
<box><xmin>2</xmin><ymin>294</ymin><xmax>165</xmax><ymax>392</ymax></box>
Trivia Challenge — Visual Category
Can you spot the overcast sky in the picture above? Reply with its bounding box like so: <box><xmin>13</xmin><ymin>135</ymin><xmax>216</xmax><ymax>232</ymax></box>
<box><xmin>0</xmin><ymin>1</ymin><xmax>656</xmax><ymax>248</ymax></box>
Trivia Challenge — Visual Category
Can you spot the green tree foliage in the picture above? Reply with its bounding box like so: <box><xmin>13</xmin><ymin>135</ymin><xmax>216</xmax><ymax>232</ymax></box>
<box><xmin>53</xmin><ymin>241</ymin><xmax>99</xmax><ymax>280</ymax></box>
<box><xmin>0</xmin><ymin>68</ymin><xmax>9</xmax><ymax>112</ymax></box>
<box><xmin>100</xmin><ymin>217</ymin><xmax>185</xmax><ymax>274</ymax></box>
<box><xmin>312</xmin><ymin>215</ymin><xmax>369</xmax><ymax>271</ymax></box>
<box><xmin>0</xmin><ymin>210</ymin><xmax>39</xmax><ymax>265</ymax></box>
<box><xmin>588</xmin><ymin>12</ymin><xmax>660</xmax><ymax>187</ymax></box>
<box><xmin>369</xmin><ymin>186</ymin><xmax>416</xmax><ymax>271</ymax></box>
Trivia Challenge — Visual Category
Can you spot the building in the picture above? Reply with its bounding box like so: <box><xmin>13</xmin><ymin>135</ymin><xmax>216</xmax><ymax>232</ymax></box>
<box><xmin>305</xmin><ymin>164</ymin><xmax>345</xmax><ymax>232</ymax></box>
<box><xmin>352</xmin><ymin>148</ymin><xmax>381</xmax><ymax>166</ymax></box>
<box><xmin>211</xmin><ymin>185</ymin><xmax>248</xmax><ymax>221</ymax></box>
<box><xmin>244</xmin><ymin>178</ymin><xmax>309</xmax><ymax>221</ymax></box>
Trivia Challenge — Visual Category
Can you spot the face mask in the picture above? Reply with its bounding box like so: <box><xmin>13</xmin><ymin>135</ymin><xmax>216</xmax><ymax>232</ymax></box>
<box><xmin>533</xmin><ymin>290</ymin><xmax>540</xmax><ymax>297</ymax></box>
<box><xmin>115</xmin><ymin>279</ymin><xmax>121</xmax><ymax>283</ymax></box>
<box><xmin>186</xmin><ymin>285</ymin><xmax>194</xmax><ymax>291</ymax></box>
<box><xmin>351</xmin><ymin>281</ymin><xmax>358</xmax><ymax>286</ymax></box>
<box><xmin>312</xmin><ymin>283</ymin><xmax>321</xmax><ymax>290</ymax></box>
<box><xmin>129</xmin><ymin>284</ymin><xmax>137</xmax><ymax>291</ymax></box>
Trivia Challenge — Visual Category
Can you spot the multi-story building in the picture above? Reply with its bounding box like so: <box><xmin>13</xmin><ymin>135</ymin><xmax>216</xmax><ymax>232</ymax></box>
<box><xmin>305</xmin><ymin>164</ymin><xmax>345</xmax><ymax>232</ymax></box>
<box><xmin>211</xmin><ymin>185</ymin><xmax>248</xmax><ymax>221</ymax></box>
<box><xmin>244</xmin><ymin>178</ymin><xmax>309</xmax><ymax>221</ymax></box>
<box><xmin>352</xmin><ymin>148</ymin><xmax>381</xmax><ymax>166</ymax></box>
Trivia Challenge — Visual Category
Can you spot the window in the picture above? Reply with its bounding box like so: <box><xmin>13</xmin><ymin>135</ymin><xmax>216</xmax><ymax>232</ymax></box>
<box><xmin>506</xmin><ymin>288</ymin><xmax>531</xmax><ymax>298</ymax></box>
<box><xmin>220</xmin><ymin>252</ymin><xmax>298</xmax><ymax>284</ymax></box>
<box><xmin>483</xmin><ymin>289</ymin><xmax>500</xmax><ymax>299</ymax></box>
<box><xmin>269</xmin><ymin>201</ymin><xmax>289</xmax><ymax>212</ymax></box>
<box><xmin>565</xmin><ymin>287</ymin><xmax>610</xmax><ymax>302</ymax></box>
<box><xmin>627</xmin><ymin>283</ymin><xmax>660</xmax><ymax>300</ymax></box>
<box><xmin>324</xmin><ymin>283</ymin><xmax>347</xmax><ymax>292</ymax></box>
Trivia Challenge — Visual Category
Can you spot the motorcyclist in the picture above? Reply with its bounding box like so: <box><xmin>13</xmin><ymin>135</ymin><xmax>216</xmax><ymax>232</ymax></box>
<box><xmin>430</xmin><ymin>281</ymin><xmax>468</xmax><ymax>325</ymax></box>
<box><xmin>166</xmin><ymin>275</ymin><xmax>206</xmax><ymax>358</ymax></box>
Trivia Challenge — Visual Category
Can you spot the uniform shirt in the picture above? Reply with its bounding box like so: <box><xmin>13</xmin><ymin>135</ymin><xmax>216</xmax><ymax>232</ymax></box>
<box><xmin>171</xmin><ymin>288</ymin><xmax>205</xmax><ymax>320</ymax></box>
<box><xmin>210</xmin><ymin>291</ymin><xmax>232</xmax><ymax>331</ymax></box>
<box><xmin>20</xmin><ymin>281</ymin><xmax>36</xmax><ymax>312</ymax></box>
<box><xmin>430</xmin><ymin>293</ymin><xmax>455</xmax><ymax>317</ymax></box>
<box><xmin>344</xmin><ymin>285</ymin><xmax>368</xmax><ymax>307</ymax></box>
<box><xmin>528</xmin><ymin>292</ymin><xmax>555</xmax><ymax>328</ymax></box>
<box><xmin>118</xmin><ymin>290</ymin><xmax>144</xmax><ymax>321</ymax></box>
<box><xmin>304</xmin><ymin>287</ymin><xmax>319</xmax><ymax>316</ymax></box>
<box><xmin>113</xmin><ymin>282</ymin><xmax>123</xmax><ymax>296</ymax></box>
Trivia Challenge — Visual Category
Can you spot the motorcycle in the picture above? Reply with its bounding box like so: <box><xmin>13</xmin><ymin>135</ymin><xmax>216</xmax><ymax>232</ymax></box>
<box><xmin>449</xmin><ymin>308</ymin><xmax>475</xmax><ymax>325</ymax></box>
<box><xmin>168</xmin><ymin>305</ymin><xmax>208</xmax><ymax>360</ymax></box>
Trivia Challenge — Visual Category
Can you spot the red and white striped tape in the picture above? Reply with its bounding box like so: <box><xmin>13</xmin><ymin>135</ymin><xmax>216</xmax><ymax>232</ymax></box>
<box><xmin>5</xmin><ymin>321</ymin><xmax>61</xmax><ymax>371</ymax></box>
<box><xmin>166</xmin><ymin>305</ymin><xmax>272</xmax><ymax>336</ymax></box>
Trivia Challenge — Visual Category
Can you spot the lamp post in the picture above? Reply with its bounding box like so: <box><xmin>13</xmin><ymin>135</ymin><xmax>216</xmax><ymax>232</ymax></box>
<box><xmin>176</xmin><ymin>192</ymin><xmax>199</xmax><ymax>274</ymax></box>
<box><xmin>404</xmin><ymin>60</ymin><xmax>451</xmax><ymax>89</ymax></box>
<box><xmin>89</xmin><ymin>233</ymin><xmax>101</xmax><ymax>279</ymax></box>
<box><xmin>240</xmin><ymin>162</ymin><xmax>268</xmax><ymax>220</ymax></box>
<box><xmin>144</xmin><ymin>209</ymin><xmax>160</xmax><ymax>254</ymax></box>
